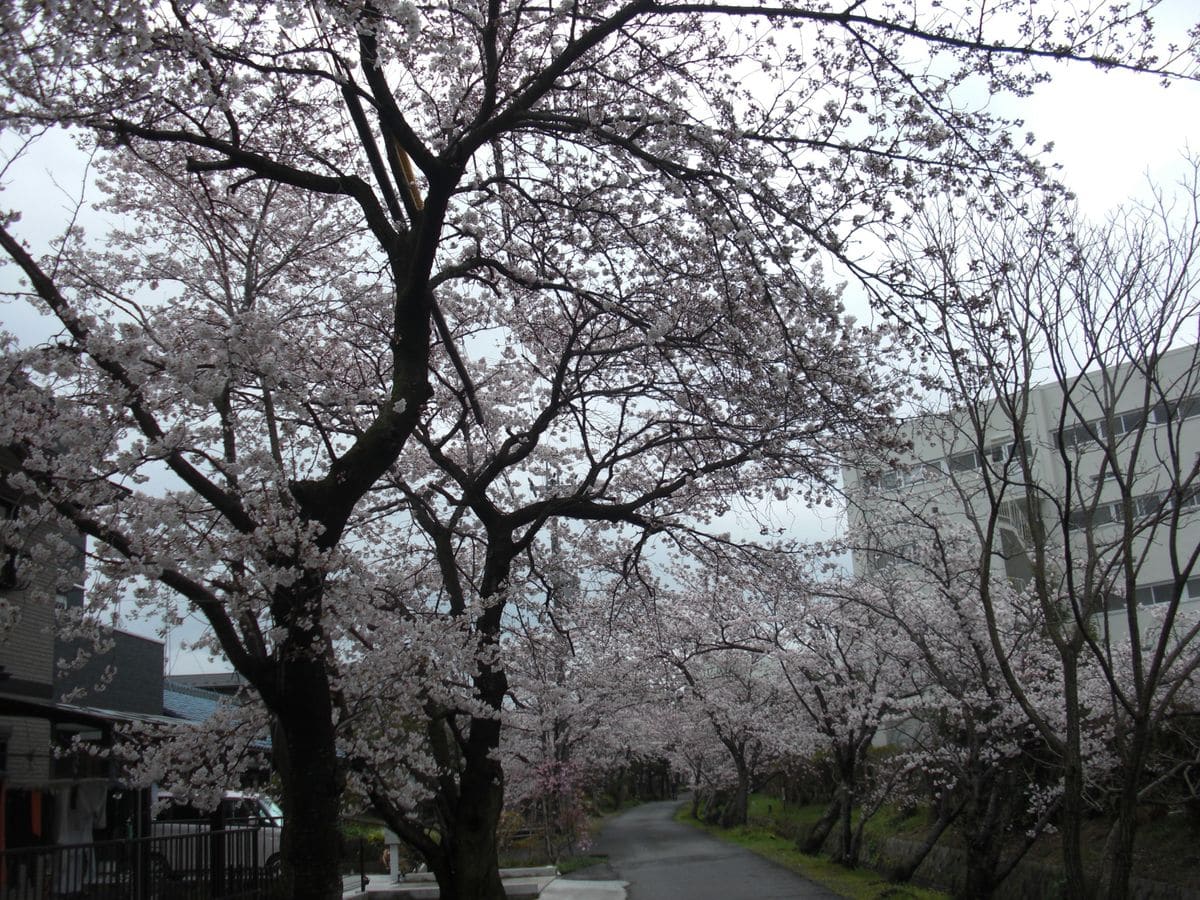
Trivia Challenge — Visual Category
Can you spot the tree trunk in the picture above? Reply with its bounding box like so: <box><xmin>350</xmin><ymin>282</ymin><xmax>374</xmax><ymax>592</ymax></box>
<box><xmin>1059</xmin><ymin>659</ymin><xmax>1091</xmax><ymax>900</ymax></box>
<box><xmin>800</xmin><ymin>795</ymin><xmax>841</xmax><ymax>854</ymax></box>
<box><xmin>542</xmin><ymin>796</ymin><xmax>554</xmax><ymax>861</ymax></box>
<box><xmin>426</xmin><ymin>716</ymin><xmax>507</xmax><ymax>900</ymax></box>
<box><xmin>699</xmin><ymin>788</ymin><xmax>719</xmax><ymax>822</ymax></box>
<box><xmin>954</xmin><ymin>765</ymin><xmax>1000</xmax><ymax>900</ymax></box>
<box><xmin>959</xmin><ymin>799</ymin><xmax>1006</xmax><ymax>900</ymax></box>
<box><xmin>959</xmin><ymin>839</ymin><xmax>999</xmax><ymax>900</ymax></box>
<box><xmin>271</xmin><ymin>658</ymin><xmax>344</xmax><ymax>900</ymax></box>
<box><xmin>431</xmin><ymin>584</ymin><xmax>511</xmax><ymax>900</ymax></box>
<box><xmin>888</xmin><ymin>802</ymin><xmax>960</xmax><ymax>883</ymax></box>
<box><xmin>612</xmin><ymin>767</ymin><xmax>627</xmax><ymax>809</ymax></box>
<box><xmin>830</xmin><ymin>747</ymin><xmax>862</xmax><ymax>867</ymax></box>
<box><xmin>1100</xmin><ymin>803</ymin><xmax>1137</xmax><ymax>900</ymax></box>
<box><xmin>1099</xmin><ymin>724</ymin><xmax>1149</xmax><ymax>900</ymax></box>
<box><xmin>718</xmin><ymin>767</ymin><xmax>750</xmax><ymax>828</ymax></box>
<box><xmin>448</xmin><ymin>779</ymin><xmax>506</xmax><ymax>900</ymax></box>
<box><xmin>831</xmin><ymin>783</ymin><xmax>856</xmax><ymax>866</ymax></box>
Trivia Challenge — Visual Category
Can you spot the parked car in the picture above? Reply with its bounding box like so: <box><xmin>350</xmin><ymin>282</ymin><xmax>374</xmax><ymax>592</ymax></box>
<box><xmin>151</xmin><ymin>791</ymin><xmax>283</xmax><ymax>881</ymax></box>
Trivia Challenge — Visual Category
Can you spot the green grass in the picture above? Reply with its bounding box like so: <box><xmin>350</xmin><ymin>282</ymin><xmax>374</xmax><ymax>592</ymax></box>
<box><xmin>555</xmin><ymin>853</ymin><xmax>610</xmax><ymax>875</ymax></box>
<box><xmin>740</xmin><ymin>794</ymin><xmax>929</xmax><ymax>844</ymax></box>
<box><xmin>743</xmin><ymin>794</ymin><xmax>826</xmax><ymax>836</ymax></box>
<box><xmin>675</xmin><ymin>803</ymin><xmax>948</xmax><ymax>900</ymax></box>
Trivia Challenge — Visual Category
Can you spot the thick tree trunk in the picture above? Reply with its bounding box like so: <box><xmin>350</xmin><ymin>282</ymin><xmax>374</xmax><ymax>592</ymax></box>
<box><xmin>430</xmin><ymin>588</ymin><xmax>510</xmax><ymax>900</ymax></box>
<box><xmin>955</xmin><ymin>765</ymin><xmax>1001</xmax><ymax>900</ymax></box>
<box><xmin>449</xmin><ymin>756</ymin><xmax>507</xmax><ymax>900</ymax></box>
<box><xmin>271</xmin><ymin>658</ymin><xmax>344</xmax><ymax>900</ymax></box>
<box><xmin>959</xmin><ymin>838</ymin><xmax>1000</xmax><ymax>900</ymax></box>
<box><xmin>830</xmin><ymin>746</ymin><xmax>863</xmax><ymax>866</ymax></box>
<box><xmin>1058</xmin><ymin>756</ymin><xmax>1092</xmax><ymax>897</ymax></box>
<box><xmin>424</xmin><ymin>720</ymin><xmax>507</xmax><ymax>900</ymax></box>
<box><xmin>831</xmin><ymin>783</ymin><xmax>855</xmax><ymax>866</ymax></box>
<box><xmin>960</xmin><ymin>791</ymin><xmax>1007</xmax><ymax>900</ymax></box>
<box><xmin>699</xmin><ymin>789</ymin><xmax>720</xmax><ymax>822</ymax></box>
<box><xmin>718</xmin><ymin>766</ymin><xmax>750</xmax><ymax>828</ymax></box>
<box><xmin>711</xmin><ymin>739</ymin><xmax>751</xmax><ymax>828</ymax></box>
<box><xmin>613</xmin><ymin>769</ymin><xmax>628</xmax><ymax>809</ymax></box>
<box><xmin>1100</xmin><ymin>803</ymin><xmax>1137</xmax><ymax>900</ymax></box>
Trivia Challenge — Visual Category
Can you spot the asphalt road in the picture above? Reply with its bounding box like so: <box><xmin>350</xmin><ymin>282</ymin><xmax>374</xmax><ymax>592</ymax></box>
<box><xmin>564</xmin><ymin>799</ymin><xmax>843</xmax><ymax>900</ymax></box>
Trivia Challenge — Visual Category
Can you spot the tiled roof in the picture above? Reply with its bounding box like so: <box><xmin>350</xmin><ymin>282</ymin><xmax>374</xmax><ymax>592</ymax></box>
<box><xmin>168</xmin><ymin>672</ymin><xmax>249</xmax><ymax>693</ymax></box>
<box><xmin>163</xmin><ymin>678</ymin><xmax>226</xmax><ymax>722</ymax></box>
<box><xmin>161</xmin><ymin>678</ymin><xmax>271</xmax><ymax>751</ymax></box>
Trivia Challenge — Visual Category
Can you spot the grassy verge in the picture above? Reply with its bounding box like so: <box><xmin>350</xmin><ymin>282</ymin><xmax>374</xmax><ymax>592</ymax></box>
<box><xmin>674</xmin><ymin>803</ymin><xmax>948</xmax><ymax>900</ymax></box>
<box><xmin>556</xmin><ymin>853</ymin><xmax>611</xmax><ymax>875</ymax></box>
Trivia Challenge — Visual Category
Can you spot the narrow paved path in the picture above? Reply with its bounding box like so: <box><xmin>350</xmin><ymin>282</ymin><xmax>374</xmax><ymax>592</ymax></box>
<box><xmin>564</xmin><ymin>799</ymin><xmax>843</xmax><ymax>899</ymax></box>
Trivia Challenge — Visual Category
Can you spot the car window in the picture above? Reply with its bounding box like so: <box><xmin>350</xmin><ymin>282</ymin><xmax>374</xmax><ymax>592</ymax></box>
<box><xmin>224</xmin><ymin>798</ymin><xmax>258</xmax><ymax>820</ymax></box>
<box><xmin>157</xmin><ymin>801</ymin><xmax>205</xmax><ymax>823</ymax></box>
<box><xmin>259</xmin><ymin>799</ymin><xmax>283</xmax><ymax>823</ymax></box>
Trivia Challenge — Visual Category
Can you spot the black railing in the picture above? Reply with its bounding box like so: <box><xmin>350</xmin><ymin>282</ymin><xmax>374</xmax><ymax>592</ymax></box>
<box><xmin>0</xmin><ymin>825</ymin><xmax>281</xmax><ymax>900</ymax></box>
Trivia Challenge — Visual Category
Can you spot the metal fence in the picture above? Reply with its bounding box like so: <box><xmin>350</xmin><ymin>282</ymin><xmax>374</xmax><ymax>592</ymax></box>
<box><xmin>0</xmin><ymin>824</ymin><xmax>281</xmax><ymax>900</ymax></box>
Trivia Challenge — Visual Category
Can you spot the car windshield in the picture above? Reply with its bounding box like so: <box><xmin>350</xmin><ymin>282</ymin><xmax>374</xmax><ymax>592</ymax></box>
<box><xmin>261</xmin><ymin>799</ymin><xmax>283</xmax><ymax>823</ymax></box>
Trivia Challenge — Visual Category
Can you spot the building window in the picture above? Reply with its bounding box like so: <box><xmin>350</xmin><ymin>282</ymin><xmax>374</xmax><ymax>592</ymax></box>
<box><xmin>874</xmin><ymin>461</ymin><xmax>946</xmax><ymax>490</ymax></box>
<box><xmin>1056</xmin><ymin>422</ymin><xmax>1101</xmax><ymax>449</ymax></box>
<box><xmin>1067</xmin><ymin>502</ymin><xmax>1117</xmax><ymax>531</ymax></box>
<box><xmin>1131</xmin><ymin>577</ymin><xmax>1200</xmax><ymax>607</ymax></box>
<box><xmin>1063</xmin><ymin>394</ymin><xmax>1200</xmax><ymax>447</ymax></box>
<box><xmin>1134</xmin><ymin>583</ymin><xmax>1177</xmax><ymax>606</ymax></box>
<box><xmin>869</xmin><ymin>439</ymin><xmax>1031</xmax><ymax>490</ymax></box>
<box><xmin>948</xmin><ymin>449</ymin><xmax>983</xmax><ymax>473</ymax></box>
<box><xmin>988</xmin><ymin>439</ymin><xmax>1031</xmax><ymax>464</ymax></box>
<box><xmin>1067</xmin><ymin>487</ymin><xmax>1200</xmax><ymax>531</ymax></box>
<box><xmin>1113</xmin><ymin>410</ymin><xmax>1148</xmax><ymax>435</ymax></box>
<box><xmin>1152</xmin><ymin>395</ymin><xmax>1200</xmax><ymax>426</ymax></box>
<box><xmin>944</xmin><ymin>439</ymin><xmax>1030</xmax><ymax>474</ymax></box>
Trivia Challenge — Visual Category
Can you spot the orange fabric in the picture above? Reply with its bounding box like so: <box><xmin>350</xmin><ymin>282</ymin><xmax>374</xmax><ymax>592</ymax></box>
<box><xmin>30</xmin><ymin>790</ymin><xmax>41</xmax><ymax>837</ymax></box>
<box><xmin>1</xmin><ymin>782</ymin><xmax>7</xmax><ymax>887</ymax></box>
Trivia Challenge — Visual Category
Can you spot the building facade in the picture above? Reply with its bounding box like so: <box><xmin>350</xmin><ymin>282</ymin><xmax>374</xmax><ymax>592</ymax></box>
<box><xmin>0</xmin><ymin>460</ymin><xmax>174</xmax><ymax>861</ymax></box>
<box><xmin>842</xmin><ymin>344</ymin><xmax>1200</xmax><ymax>639</ymax></box>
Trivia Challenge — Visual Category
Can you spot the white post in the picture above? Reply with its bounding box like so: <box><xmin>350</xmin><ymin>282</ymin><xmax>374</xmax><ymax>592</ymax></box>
<box><xmin>382</xmin><ymin>828</ymin><xmax>402</xmax><ymax>881</ymax></box>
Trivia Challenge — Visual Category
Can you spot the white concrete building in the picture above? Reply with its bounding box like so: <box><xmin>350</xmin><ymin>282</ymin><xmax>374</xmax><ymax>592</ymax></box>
<box><xmin>842</xmin><ymin>344</ymin><xmax>1200</xmax><ymax>639</ymax></box>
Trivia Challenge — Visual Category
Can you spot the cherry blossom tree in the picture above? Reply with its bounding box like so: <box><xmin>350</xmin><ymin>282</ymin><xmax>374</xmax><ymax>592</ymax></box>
<box><xmin>1</xmin><ymin>2</ymin><xmax>1195</xmax><ymax>897</ymax></box>
<box><xmin>869</xmin><ymin>180</ymin><xmax>1200</xmax><ymax>899</ymax></box>
<box><xmin>501</xmin><ymin>557</ymin><xmax>662</xmax><ymax>859</ymax></box>
<box><xmin>841</xmin><ymin>510</ymin><xmax>1080</xmax><ymax>898</ymax></box>
<box><xmin>754</xmin><ymin>574</ymin><xmax>913</xmax><ymax>867</ymax></box>
<box><xmin>619</xmin><ymin>557</ymin><xmax>808</xmax><ymax>827</ymax></box>
<box><xmin>663</xmin><ymin>643</ymin><xmax>788</xmax><ymax>828</ymax></box>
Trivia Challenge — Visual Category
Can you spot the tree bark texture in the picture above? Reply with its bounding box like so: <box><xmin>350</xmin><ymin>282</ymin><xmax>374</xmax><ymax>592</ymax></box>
<box><xmin>887</xmin><ymin>804</ymin><xmax>960</xmax><ymax>884</ymax></box>
<box><xmin>1100</xmin><ymin>723</ymin><xmax>1151</xmax><ymax>900</ymax></box>
<box><xmin>1059</xmin><ymin>660</ymin><xmax>1092</xmax><ymax>900</ymax></box>
<box><xmin>270</xmin><ymin>658</ymin><xmax>344</xmax><ymax>900</ymax></box>
<box><xmin>801</xmin><ymin>795</ymin><xmax>842</xmax><ymax>854</ymax></box>
<box><xmin>832</xmin><ymin>782</ymin><xmax>857</xmax><ymax>867</ymax></box>
<box><xmin>717</xmin><ymin>757</ymin><xmax>751</xmax><ymax>829</ymax></box>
